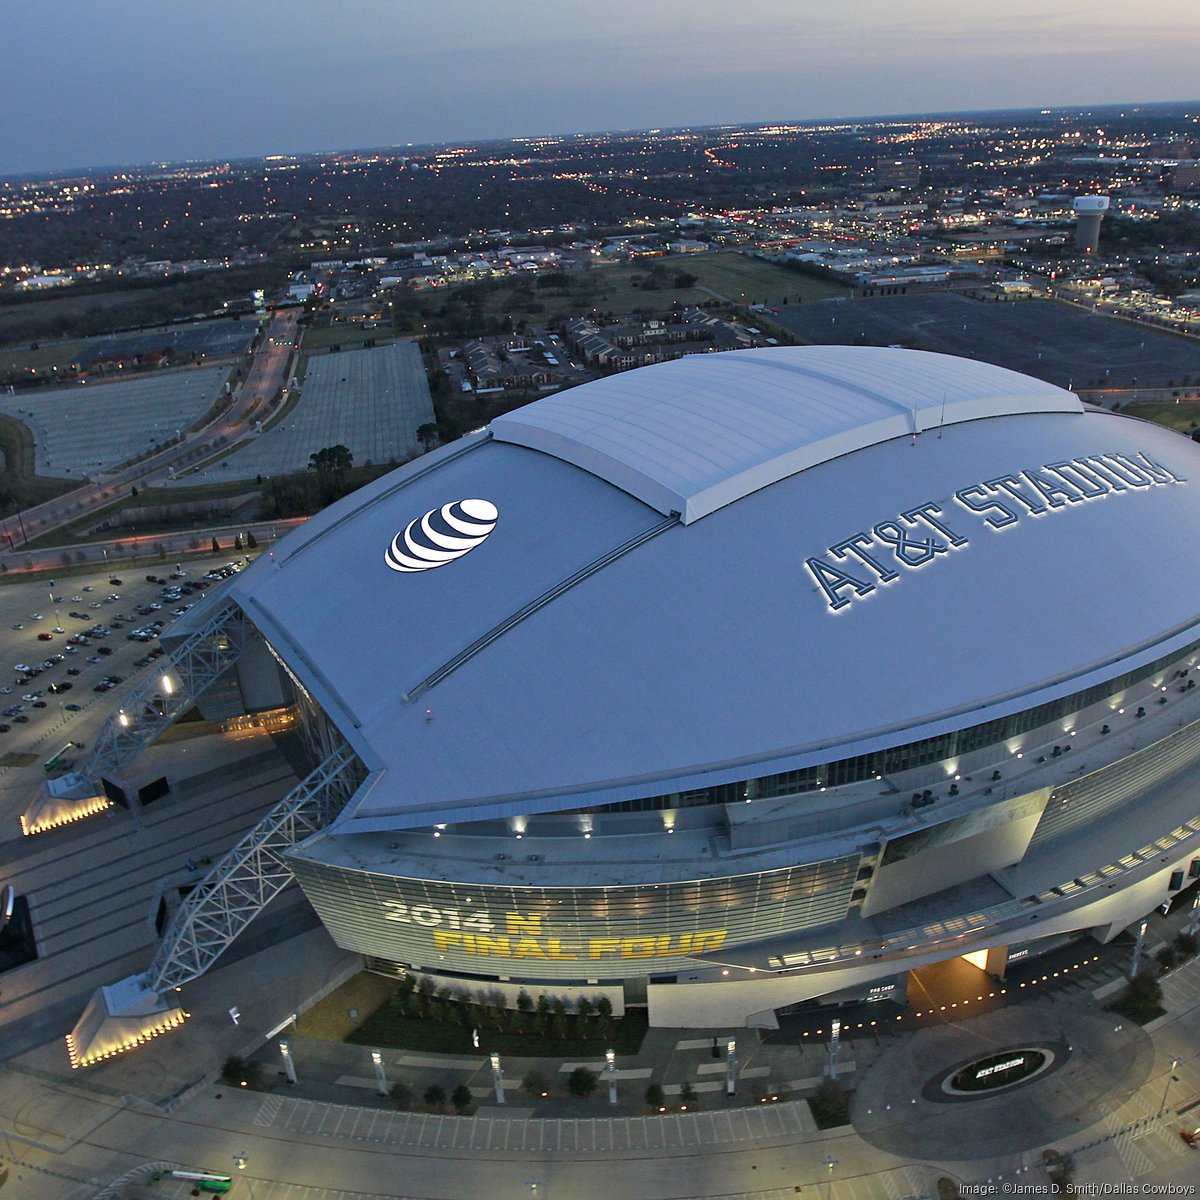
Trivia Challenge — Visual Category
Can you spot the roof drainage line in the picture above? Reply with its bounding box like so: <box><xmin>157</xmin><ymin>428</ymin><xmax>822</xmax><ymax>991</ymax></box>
<box><xmin>279</xmin><ymin>432</ymin><xmax>491</xmax><ymax>566</ymax></box>
<box><xmin>406</xmin><ymin>513</ymin><xmax>680</xmax><ymax>701</ymax></box>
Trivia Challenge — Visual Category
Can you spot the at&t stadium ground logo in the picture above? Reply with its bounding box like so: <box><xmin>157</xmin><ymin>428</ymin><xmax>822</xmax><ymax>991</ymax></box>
<box><xmin>385</xmin><ymin>499</ymin><xmax>498</xmax><ymax>573</ymax></box>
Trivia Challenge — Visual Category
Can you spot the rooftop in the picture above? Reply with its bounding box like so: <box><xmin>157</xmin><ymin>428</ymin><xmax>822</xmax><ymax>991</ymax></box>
<box><xmin>491</xmin><ymin>346</ymin><xmax>1082</xmax><ymax>523</ymax></box>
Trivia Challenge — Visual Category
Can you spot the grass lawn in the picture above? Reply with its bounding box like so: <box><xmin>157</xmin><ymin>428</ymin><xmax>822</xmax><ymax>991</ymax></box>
<box><xmin>0</xmin><ymin>339</ymin><xmax>90</xmax><ymax>372</ymax></box>
<box><xmin>1124</xmin><ymin>400</ymin><xmax>1200</xmax><ymax>434</ymax></box>
<box><xmin>296</xmin><ymin>972</ymin><xmax>395</xmax><ymax>1042</ymax></box>
<box><xmin>682</xmin><ymin>253</ymin><xmax>847</xmax><ymax>306</ymax></box>
<box><xmin>0</xmin><ymin>413</ymin><xmax>79</xmax><ymax>509</ymax></box>
<box><xmin>345</xmin><ymin>996</ymin><xmax>648</xmax><ymax>1058</ymax></box>
<box><xmin>302</xmin><ymin>323</ymin><xmax>395</xmax><ymax>351</ymax></box>
<box><xmin>436</xmin><ymin>251</ymin><xmax>850</xmax><ymax>330</ymax></box>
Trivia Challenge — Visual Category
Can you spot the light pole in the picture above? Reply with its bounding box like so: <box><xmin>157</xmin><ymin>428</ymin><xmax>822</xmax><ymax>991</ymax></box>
<box><xmin>823</xmin><ymin>1154</ymin><xmax>839</xmax><ymax>1200</ymax></box>
<box><xmin>279</xmin><ymin>1040</ymin><xmax>297</xmax><ymax>1086</ymax></box>
<box><xmin>829</xmin><ymin>1018</ymin><xmax>841</xmax><ymax>1080</ymax></box>
<box><xmin>490</xmin><ymin>1051</ymin><xmax>505</xmax><ymax>1104</ymax></box>
<box><xmin>233</xmin><ymin>1152</ymin><xmax>256</xmax><ymax>1199</ymax></box>
<box><xmin>371</xmin><ymin>1049</ymin><xmax>388</xmax><ymax>1097</ymax></box>
<box><xmin>725</xmin><ymin>1038</ymin><xmax>737</xmax><ymax>1096</ymax></box>
<box><xmin>1131</xmin><ymin>919</ymin><xmax>1149</xmax><ymax>978</ymax></box>
<box><xmin>606</xmin><ymin>1048</ymin><xmax>617</xmax><ymax>1106</ymax></box>
<box><xmin>1161</xmin><ymin>1056</ymin><xmax>1181</xmax><ymax>1116</ymax></box>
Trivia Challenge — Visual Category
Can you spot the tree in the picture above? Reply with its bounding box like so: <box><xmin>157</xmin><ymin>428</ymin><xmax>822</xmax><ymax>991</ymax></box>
<box><xmin>566</xmin><ymin>1067</ymin><xmax>598</xmax><ymax>1098</ymax></box>
<box><xmin>576</xmin><ymin>996</ymin><xmax>594</xmax><ymax>1022</ymax></box>
<box><xmin>246</xmin><ymin>530</ymin><xmax>259</xmax><ymax>549</ymax></box>
<box><xmin>644</xmin><ymin>1082</ymin><xmax>666</xmax><ymax>1109</ymax></box>
<box><xmin>451</xmin><ymin>1083</ymin><xmax>474</xmax><ymax>1114</ymax></box>
<box><xmin>423</xmin><ymin>1083</ymin><xmax>447</xmax><ymax>1110</ymax></box>
<box><xmin>521</xmin><ymin>1069</ymin><xmax>548</xmax><ymax>1098</ymax></box>
<box><xmin>211</xmin><ymin>536</ymin><xmax>221</xmax><ymax>553</ymax></box>
<box><xmin>220</xmin><ymin>1056</ymin><xmax>262</xmax><ymax>1089</ymax></box>
<box><xmin>809</xmin><ymin>1079</ymin><xmax>850</xmax><ymax>1128</ymax></box>
<box><xmin>390</xmin><ymin>1081</ymin><xmax>413</xmax><ymax>1110</ymax></box>
<box><xmin>234</xmin><ymin>534</ymin><xmax>243</xmax><ymax>550</ymax></box>
<box><xmin>416</xmin><ymin>422</ymin><xmax>439</xmax><ymax>453</ymax></box>
<box><xmin>516</xmin><ymin>989</ymin><xmax>533</xmax><ymax>1016</ymax></box>
<box><xmin>595</xmin><ymin>995</ymin><xmax>613</xmax><ymax>1019</ymax></box>
<box><xmin>679</xmin><ymin>1081</ymin><xmax>698</xmax><ymax>1108</ymax></box>
<box><xmin>308</xmin><ymin>444</ymin><xmax>354</xmax><ymax>477</ymax></box>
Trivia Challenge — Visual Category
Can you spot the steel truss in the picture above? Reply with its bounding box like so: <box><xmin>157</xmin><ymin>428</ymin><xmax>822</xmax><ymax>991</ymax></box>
<box><xmin>83</xmin><ymin>601</ymin><xmax>248</xmax><ymax>780</ymax></box>
<box><xmin>145</xmin><ymin>743</ymin><xmax>364</xmax><ymax>992</ymax></box>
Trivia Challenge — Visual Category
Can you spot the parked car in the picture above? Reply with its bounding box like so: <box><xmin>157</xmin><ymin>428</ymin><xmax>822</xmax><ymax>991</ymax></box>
<box><xmin>37</xmin><ymin>632</ymin><xmax>54</xmax><ymax>641</ymax></box>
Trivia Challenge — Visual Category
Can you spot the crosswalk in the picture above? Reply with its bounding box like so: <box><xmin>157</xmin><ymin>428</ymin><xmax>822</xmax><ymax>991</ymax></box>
<box><xmin>253</xmin><ymin>1092</ymin><xmax>818</xmax><ymax>1155</ymax></box>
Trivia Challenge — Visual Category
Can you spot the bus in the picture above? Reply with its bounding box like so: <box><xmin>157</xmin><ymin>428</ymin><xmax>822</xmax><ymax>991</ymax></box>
<box><xmin>167</xmin><ymin>1170</ymin><xmax>233</xmax><ymax>1194</ymax></box>
<box><xmin>43</xmin><ymin>742</ymin><xmax>75</xmax><ymax>774</ymax></box>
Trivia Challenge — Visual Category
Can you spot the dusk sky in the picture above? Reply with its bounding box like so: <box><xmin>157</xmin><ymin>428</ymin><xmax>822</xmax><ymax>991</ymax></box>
<box><xmin>4</xmin><ymin>0</ymin><xmax>1199</xmax><ymax>176</ymax></box>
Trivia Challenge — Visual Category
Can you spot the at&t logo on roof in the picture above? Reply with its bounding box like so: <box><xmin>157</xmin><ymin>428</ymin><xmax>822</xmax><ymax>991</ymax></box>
<box><xmin>385</xmin><ymin>499</ymin><xmax>498</xmax><ymax>573</ymax></box>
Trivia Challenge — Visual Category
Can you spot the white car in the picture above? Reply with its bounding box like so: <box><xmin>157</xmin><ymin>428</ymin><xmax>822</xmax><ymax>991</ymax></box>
<box><xmin>30</xmin><ymin>613</ymin><xmax>43</xmax><ymax>620</ymax></box>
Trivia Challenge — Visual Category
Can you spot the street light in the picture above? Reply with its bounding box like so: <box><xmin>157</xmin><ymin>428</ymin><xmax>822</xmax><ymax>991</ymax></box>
<box><xmin>823</xmin><ymin>1154</ymin><xmax>839</xmax><ymax>1200</ymax></box>
<box><xmin>371</xmin><ymin>1049</ymin><xmax>388</xmax><ymax>1097</ymax></box>
<box><xmin>1161</xmin><ymin>1056</ymin><xmax>1181</xmax><ymax>1116</ymax></box>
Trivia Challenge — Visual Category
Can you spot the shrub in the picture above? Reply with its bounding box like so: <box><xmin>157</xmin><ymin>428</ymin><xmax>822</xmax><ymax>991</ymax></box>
<box><xmin>644</xmin><ymin>1082</ymin><xmax>666</xmax><ymax>1109</ymax></box>
<box><xmin>220</xmin><ymin>1056</ymin><xmax>262</xmax><ymax>1089</ymax></box>
<box><xmin>1174</xmin><ymin>931</ymin><xmax>1198</xmax><ymax>959</ymax></box>
<box><xmin>679</xmin><ymin>1081</ymin><xmax>698</xmax><ymax>1108</ymax></box>
<box><xmin>451</xmin><ymin>1083</ymin><xmax>474</xmax><ymax>1114</ymax></box>
<box><xmin>521</xmin><ymin>1069</ymin><xmax>548</xmax><ymax>1097</ymax></box>
<box><xmin>390</xmin><ymin>1081</ymin><xmax>412</xmax><ymax>1110</ymax></box>
<box><xmin>424</xmin><ymin>1083</ymin><xmax>447</xmax><ymax>1110</ymax></box>
<box><xmin>809</xmin><ymin>1079</ymin><xmax>851</xmax><ymax>1129</ymax></box>
<box><xmin>567</xmin><ymin>1067</ymin><xmax>598</xmax><ymax>1098</ymax></box>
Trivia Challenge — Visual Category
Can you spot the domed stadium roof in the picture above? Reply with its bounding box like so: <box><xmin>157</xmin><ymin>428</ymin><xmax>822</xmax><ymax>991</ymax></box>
<box><xmin>210</xmin><ymin>347</ymin><xmax>1200</xmax><ymax>830</ymax></box>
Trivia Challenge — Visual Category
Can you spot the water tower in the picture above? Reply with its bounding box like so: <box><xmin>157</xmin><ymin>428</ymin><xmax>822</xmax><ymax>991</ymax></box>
<box><xmin>1073</xmin><ymin>195</ymin><xmax>1110</xmax><ymax>254</ymax></box>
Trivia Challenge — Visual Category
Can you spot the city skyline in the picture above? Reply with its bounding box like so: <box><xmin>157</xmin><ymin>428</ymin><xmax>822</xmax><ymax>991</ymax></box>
<box><xmin>4</xmin><ymin>0</ymin><xmax>1199</xmax><ymax>176</ymax></box>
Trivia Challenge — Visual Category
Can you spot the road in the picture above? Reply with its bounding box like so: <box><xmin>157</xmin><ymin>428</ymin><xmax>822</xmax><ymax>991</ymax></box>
<box><xmin>0</xmin><ymin>309</ymin><xmax>301</xmax><ymax>566</ymax></box>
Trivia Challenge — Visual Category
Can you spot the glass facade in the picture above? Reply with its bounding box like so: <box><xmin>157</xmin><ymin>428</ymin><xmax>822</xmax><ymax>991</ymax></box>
<box><xmin>584</xmin><ymin>638</ymin><xmax>1200</xmax><ymax>816</ymax></box>
<box><xmin>288</xmin><ymin>851</ymin><xmax>860</xmax><ymax>983</ymax></box>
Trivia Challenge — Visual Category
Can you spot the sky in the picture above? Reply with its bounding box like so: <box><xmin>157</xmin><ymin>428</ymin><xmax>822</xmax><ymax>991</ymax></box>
<box><xmin>3</xmin><ymin>0</ymin><xmax>1199</xmax><ymax>176</ymax></box>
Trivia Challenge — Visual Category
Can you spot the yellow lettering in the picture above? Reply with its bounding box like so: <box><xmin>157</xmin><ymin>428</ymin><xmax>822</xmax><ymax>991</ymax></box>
<box><xmin>505</xmin><ymin>912</ymin><xmax>543</xmax><ymax>935</ymax></box>
<box><xmin>513</xmin><ymin>938</ymin><xmax>547</xmax><ymax>958</ymax></box>
<box><xmin>655</xmin><ymin>936</ymin><xmax>671</xmax><ymax>955</ymax></box>
<box><xmin>547</xmin><ymin>939</ymin><xmax>579</xmax><ymax>960</ymax></box>
<box><xmin>588</xmin><ymin>938</ymin><xmax>621</xmax><ymax>959</ymax></box>
<box><xmin>678</xmin><ymin>933</ymin><xmax>693</xmax><ymax>953</ymax></box>
<box><xmin>621</xmin><ymin>937</ymin><xmax>657</xmax><ymax>958</ymax></box>
<box><xmin>689</xmin><ymin>931</ymin><xmax>728</xmax><ymax>953</ymax></box>
<box><xmin>473</xmin><ymin>934</ymin><xmax>512</xmax><ymax>957</ymax></box>
<box><xmin>432</xmin><ymin>931</ymin><xmax>462</xmax><ymax>952</ymax></box>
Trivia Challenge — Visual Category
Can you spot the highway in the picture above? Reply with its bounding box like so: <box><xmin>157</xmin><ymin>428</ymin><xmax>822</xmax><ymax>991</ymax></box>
<box><xmin>0</xmin><ymin>309</ymin><xmax>302</xmax><ymax>568</ymax></box>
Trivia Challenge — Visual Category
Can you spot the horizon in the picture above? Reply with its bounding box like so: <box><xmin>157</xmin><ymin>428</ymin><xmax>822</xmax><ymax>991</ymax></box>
<box><xmin>3</xmin><ymin>97</ymin><xmax>1196</xmax><ymax>184</ymax></box>
<box><xmin>5</xmin><ymin>0</ymin><xmax>1200</xmax><ymax>177</ymax></box>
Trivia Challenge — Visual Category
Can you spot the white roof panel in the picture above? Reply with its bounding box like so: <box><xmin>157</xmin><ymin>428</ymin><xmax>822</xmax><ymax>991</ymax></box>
<box><xmin>491</xmin><ymin>347</ymin><xmax>1081</xmax><ymax>522</ymax></box>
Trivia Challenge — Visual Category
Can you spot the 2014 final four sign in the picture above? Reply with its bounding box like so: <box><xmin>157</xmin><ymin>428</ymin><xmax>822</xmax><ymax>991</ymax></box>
<box><xmin>805</xmin><ymin>451</ymin><xmax>1185</xmax><ymax>613</ymax></box>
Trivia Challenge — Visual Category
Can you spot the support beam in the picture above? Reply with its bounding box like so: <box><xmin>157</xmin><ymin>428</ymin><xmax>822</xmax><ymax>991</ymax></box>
<box><xmin>146</xmin><ymin>742</ymin><xmax>362</xmax><ymax>992</ymax></box>
<box><xmin>66</xmin><ymin>743</ymin><xmax>365</xmax><ymax>1067</ymax></box>
<box><xmin>84</xmin><ymin>600</ymin><xmax>247</xmax><ymax>780</ymax></box>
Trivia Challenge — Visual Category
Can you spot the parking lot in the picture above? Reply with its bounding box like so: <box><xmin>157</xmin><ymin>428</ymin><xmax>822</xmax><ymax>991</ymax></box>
<box><xmin>77</xmin><ymin>319</ymin><xmax>255</xmax><ymax>368</ymax></box>
<box><xmin>0</xmin><ymin>554</ymin><xmax>249</xmax><ymax>771</ymax></box>
<box><xmin>0</xmin><ymin>365</ymin><xmax>231</xmax><ymax>479</ymax></box>
<box><xmin>772</xmin><ymin>293</ymin><xmax>1200</xmax><ymax>389</ymax></box>
<box><xmin>177</xmin><ymin>340</ymin><xmax>434</xmax><ymax>483</ymax></box>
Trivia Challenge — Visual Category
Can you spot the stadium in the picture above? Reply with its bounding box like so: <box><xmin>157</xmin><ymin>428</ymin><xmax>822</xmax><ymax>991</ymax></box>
<box><xmin>135</xmin><ymin>345</ymin><xmax>1200</xmax><ymax>1032</ymax></box>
